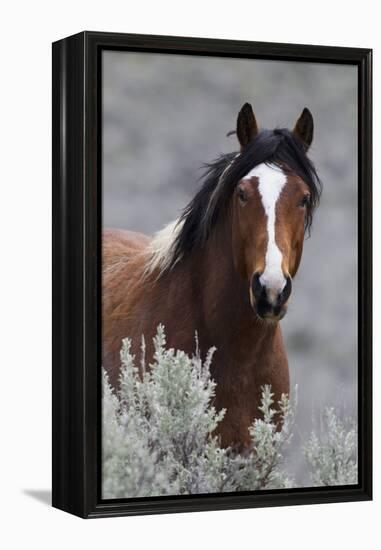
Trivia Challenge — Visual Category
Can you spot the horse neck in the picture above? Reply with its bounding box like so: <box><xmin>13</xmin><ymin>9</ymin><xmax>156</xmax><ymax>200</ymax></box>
<box><xmin>178</xmin><ymin>217</ymin><xmax>279</xmax><ymax>354</ymax></box>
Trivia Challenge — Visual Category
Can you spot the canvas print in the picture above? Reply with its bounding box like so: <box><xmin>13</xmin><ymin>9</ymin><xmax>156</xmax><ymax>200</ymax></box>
<box><xmin>101</xmin><ymin>51</ymin><xmax>358</xmax><ymax>499</ymax></box>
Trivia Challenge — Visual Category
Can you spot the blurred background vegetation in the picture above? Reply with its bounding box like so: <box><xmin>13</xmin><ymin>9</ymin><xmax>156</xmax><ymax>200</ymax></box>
<box><xmin>102</xmin><ymin>50</ymin><xmax>358</xmax><ymax>485</ymax></box>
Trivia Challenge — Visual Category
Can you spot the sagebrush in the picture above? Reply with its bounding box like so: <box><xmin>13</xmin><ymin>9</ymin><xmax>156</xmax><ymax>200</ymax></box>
<box><xmin>102</xmin><ymin>325</ymin><xmax>357</xmax><ymax>498</ymax></box>
<box><xmin>303</xmin><ymin>407</ymin><xmax>358</xmax><ymax>486</ymax></box>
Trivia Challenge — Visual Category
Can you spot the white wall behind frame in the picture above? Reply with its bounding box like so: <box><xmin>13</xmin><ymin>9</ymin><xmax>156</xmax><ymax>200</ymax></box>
<box><xmin>0</xmin><ymin>1</ymin><xmax>378</xmax><ymax>549</ymax></box>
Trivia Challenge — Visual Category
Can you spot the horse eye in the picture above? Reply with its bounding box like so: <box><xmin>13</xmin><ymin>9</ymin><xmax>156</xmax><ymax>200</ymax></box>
<box><xmin>237</xmin><ymin>188</ymin><xmax>248</xmax><ymax>203</ymax></box>
<box><xmin>299</xmin><ymin>194</ymin><xmax>310</xmax><ymax>207</ymax></box>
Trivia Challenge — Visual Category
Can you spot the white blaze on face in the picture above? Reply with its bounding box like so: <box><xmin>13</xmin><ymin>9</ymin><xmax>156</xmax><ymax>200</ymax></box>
<box><xmin>243</xmin><ymin>163</ymin><xmax>287</xmax><ymax>304</ymax></box>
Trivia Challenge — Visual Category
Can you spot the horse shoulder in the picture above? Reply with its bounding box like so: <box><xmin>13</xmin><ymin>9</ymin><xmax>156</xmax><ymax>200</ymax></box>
<box><xmin>103</xmin><ymin>229</ymin><xmax>153</xmax><ymax>384</ymax></box>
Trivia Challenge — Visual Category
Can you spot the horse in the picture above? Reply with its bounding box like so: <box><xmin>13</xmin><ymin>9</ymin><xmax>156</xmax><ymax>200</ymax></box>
<box><xmin>102</xmin><ymin>102</ymin><xmax>321</xmax><ymax>450</ymax></box>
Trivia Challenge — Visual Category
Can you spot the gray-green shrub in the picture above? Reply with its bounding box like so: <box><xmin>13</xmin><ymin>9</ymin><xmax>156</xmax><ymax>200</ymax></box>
<box><xmin>102</xmin><ymin>325</ymin><xmax>357</xmax><ymax>498</ymax></box>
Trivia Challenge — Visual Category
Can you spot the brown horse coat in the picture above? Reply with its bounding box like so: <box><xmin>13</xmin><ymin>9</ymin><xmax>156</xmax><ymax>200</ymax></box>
<box><xmin>103</xmin><ymin>224</ymin><xmax>289</xmax><ymax>450</ymax></box>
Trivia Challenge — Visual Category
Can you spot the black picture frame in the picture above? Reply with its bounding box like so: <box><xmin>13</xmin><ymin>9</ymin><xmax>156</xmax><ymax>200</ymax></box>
<box><xmin>52</xmin><ymin>31</ymin><xmax>372</xmax><ymax>519</ymax></box>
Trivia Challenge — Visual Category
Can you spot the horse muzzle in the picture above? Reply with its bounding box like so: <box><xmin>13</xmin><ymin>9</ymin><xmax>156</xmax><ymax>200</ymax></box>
<box><xmin>250</xmin><ymin>272</ymin><xmax>292</xmax><ymax>321</ymax></box>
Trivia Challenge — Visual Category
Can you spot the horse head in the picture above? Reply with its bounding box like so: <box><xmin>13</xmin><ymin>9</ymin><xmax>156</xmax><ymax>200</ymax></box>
<box><xmin>231</xmin><ymin>103</ymin><xmax>318</xmax><ymax>321</ymax></box>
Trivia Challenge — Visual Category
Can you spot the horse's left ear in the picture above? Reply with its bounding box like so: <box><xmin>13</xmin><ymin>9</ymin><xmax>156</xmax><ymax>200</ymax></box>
<box><xmin>293</xmin><ymin>107</ymin><xmax>314</xmax><ymax>151</ymax></box>
<box><xmin>237</xmin><ymin>103</ymin><xmax>259</xmax><ymax>150</ymax></box>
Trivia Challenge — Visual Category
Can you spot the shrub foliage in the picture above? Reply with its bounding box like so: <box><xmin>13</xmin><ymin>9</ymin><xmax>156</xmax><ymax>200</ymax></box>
<box><xmin>102</xmin><ymin>326</ymin><xmax>357</xmax><ymax>498</ymax></box>
<box><xmin>303</xmin><ymin>407</ymin><xmax>358</xmax><ymax>486</ymax></box>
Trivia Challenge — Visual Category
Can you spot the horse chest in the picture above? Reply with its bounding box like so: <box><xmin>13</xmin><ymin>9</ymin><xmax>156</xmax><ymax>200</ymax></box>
<box><xmin>208</xmin><ymin>328</ymin><xmax>289</xmax><ymax>449</ymax></box>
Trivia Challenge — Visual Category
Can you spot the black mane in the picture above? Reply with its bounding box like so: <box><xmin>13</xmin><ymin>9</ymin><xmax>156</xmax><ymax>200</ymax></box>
<box><xmin>170</xmin><ymin>128</ymin><xmax>322</xmax><ymax>269</ymax></box>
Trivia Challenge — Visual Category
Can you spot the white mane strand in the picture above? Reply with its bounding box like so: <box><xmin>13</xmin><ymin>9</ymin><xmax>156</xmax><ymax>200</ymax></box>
<box><xmin>144</xmin><ymin>219</ymin><xmax>184</xmax><ymax>278</ymax></box>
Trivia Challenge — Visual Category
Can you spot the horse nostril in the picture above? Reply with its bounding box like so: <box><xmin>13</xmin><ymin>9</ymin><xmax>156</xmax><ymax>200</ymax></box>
<box><xmin>278</xmin><ymin>276</ymin><xmax>292</xmax><ymax>306</ymax></box>
<box><xmin>251</xmin><ymin>272</ymin><xmax>264</xmax><ymax>300</ymax></box>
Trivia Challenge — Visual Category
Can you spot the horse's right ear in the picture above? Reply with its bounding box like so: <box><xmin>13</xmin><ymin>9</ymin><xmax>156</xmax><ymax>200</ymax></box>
<box><xmin>236</xmin><ymin>103</ymin><xmax>258</xmax><ymax>150</ymax></box>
